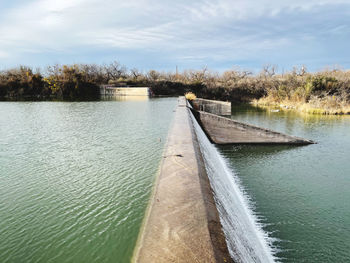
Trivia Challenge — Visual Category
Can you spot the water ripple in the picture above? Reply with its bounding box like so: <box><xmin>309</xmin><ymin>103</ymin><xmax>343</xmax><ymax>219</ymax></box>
<box><xmin>0</xmin><ymin>98</ymin><xmax>176</xmax><ymax>263</ymax></box>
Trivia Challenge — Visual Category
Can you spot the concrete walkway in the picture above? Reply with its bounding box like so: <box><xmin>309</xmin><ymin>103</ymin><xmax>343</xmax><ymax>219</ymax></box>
<box><xmin>132</xmin><ymin>97</ymin><xmax>232</xmax><ymax>263</ymax></box>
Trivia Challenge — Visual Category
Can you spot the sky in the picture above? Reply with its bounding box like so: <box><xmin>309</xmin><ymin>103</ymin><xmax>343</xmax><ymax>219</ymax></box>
<box><xmin>0</xmin><ymin>0</ymin><xmax>349</xmax><ymax>72</ymax></box>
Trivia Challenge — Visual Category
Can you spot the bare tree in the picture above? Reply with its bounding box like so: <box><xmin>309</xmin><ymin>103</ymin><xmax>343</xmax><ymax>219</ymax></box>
<box><xmin>261</xmin><ymin>64</ymin><xmax>277</xmax><ymax>78</ymax></box>
<box><xmin>130</xmin><ymin>68</ymin><xmax>141</xmax><ymax>80</ymax></box>
<box><xmin>104</xmin><ymin>61</ymin><xmax>127</xmax><ymax>81</ymax></box>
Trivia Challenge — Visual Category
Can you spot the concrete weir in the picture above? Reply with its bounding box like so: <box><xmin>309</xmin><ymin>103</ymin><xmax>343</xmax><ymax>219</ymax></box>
<box><xmin>132</xmin><ymin>97</ymin><xmax>233</xmax><ymax>263</ymax></box>
<box><xmin>100</xmin><ymin>85</ymin><xmax>151</xmax><ymax>96</ymax></box>
<box><xmin>191</xmin><ymin>98</ymin><xmax>314</xmax><ymax>145</ymax></box>
<box><xmin>196</xmin><ymin>111</ymin><xmax>314</xmax><ymax>144</ymax></box>
<box><xmin>192</xmin><ymin>98</ymin><xmax>231</xmax><ymax>115</ymax></box>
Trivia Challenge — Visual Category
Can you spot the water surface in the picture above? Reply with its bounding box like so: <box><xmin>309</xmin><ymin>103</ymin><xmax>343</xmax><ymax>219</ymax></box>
<box><xmin>219</xmin><ymin>105</ymin><xmax>350</xmax><ymax>262</ymax></box>
<box><xmin>0</xmin><ymin>97</ymin><xmax>177</xmax><ymax>263</ymax></box>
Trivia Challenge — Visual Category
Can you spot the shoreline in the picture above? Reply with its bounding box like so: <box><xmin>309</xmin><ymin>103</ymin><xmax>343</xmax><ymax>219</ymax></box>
<box><xmin>252</xmin><ymin>100</ymin><xmax>350</xmax><ymax>115</ymax></box>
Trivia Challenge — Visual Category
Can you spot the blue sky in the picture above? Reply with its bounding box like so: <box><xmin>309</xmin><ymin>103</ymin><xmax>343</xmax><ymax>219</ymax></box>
<box><xmin>0</xmin><ymin>0</ymin><xmax>349</xmax><ymax>72</ymax></box>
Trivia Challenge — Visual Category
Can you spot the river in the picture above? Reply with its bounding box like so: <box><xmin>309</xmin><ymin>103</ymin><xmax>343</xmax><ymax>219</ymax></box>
<box><xmin>1</xmin><ymin>99</ymin><xmax>349</xmax><ymax>262</ymax></box>
<box><xmin>219</xmin><ymin>105</ymin><xmax>350</xmax><ymax>262</ymax></box>
<box><xmin>0</xmin><ymin>97</ymin><xmax>177</xmax><ymax>263</ymax></box>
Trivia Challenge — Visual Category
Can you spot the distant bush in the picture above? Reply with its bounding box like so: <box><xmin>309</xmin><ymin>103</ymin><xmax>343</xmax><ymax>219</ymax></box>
<box><xmin>0</xmin><ymin>62</ymin><xmax>349</xmax><ymax>113</ymax></box>
<box><xmin>43</xmin><ymin>65</ymin><xmax>100</xmax><ymax>100</ymax></box>
<box><xmin>185</xmin><ymin>92</ymin><xmax>196</xmax><ymax>100</ymax></box>
<box><xmin>254</xmin><ymin>68</ymin><xmax>350</xmax><ymax>114</ymax></box>
<box><xmin>0</xmin><ymin>66</ymin><xmax>47</xmax><ymax>99</ymax></box>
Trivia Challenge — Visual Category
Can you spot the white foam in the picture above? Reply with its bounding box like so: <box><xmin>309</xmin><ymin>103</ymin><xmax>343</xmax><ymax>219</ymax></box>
<box><xmin>190</xmin><ymin>111</ymin><xmax>277</xmax><ymax>263</ymax></box>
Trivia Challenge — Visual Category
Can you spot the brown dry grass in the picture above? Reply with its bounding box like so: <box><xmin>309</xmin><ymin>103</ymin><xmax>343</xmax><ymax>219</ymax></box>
<box><xmin>1</xmin><ymin>63</ymin><xmax>350</xmax><ymax>113</ymax></box>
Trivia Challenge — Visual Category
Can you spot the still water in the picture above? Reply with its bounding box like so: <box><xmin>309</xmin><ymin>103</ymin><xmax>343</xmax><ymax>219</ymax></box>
<box><xmin>219</xmin><ymin>105</ymin><xmax>350</xmax><ymax>262</ymax></box>
<box><xmin>0</xmin><ymin>97</ymin><xmax>177</xmax><ymax>263</ymax></box>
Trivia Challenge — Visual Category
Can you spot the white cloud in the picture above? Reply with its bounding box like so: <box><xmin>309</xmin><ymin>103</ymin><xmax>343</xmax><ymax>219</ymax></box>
<box><xmin>0</xmin><ymin>0</ymin><xmax>349</xmax><ymax>68</ymax></box>
<box><xmin>0</xmin><ymin>50</ymin><xmax>10</xmax><ymax>58</ymax></box>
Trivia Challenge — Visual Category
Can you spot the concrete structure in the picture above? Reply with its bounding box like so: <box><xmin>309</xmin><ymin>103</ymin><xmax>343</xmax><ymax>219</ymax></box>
<box><xmin>132</xmin><ymin>97</ymin><xmax>232</xmax><ymax>263</ymax></box>
<box><xmin>196</xmin><ymin>110</ymin><xmax>315</xmax><ymax>144</ymax></box>
<box><xmin>192</xmin><ymin>98</ymin><xmax>231</xmax><ymax>115</ymax></box>
<box><xmin>100</xmin><ymin>85</ymin><xmax>151</xmax><ymax>96</ymax></box>
<box><xmin>132</xmin><ymin>97</ymin><xmax>313</xmax><ymax>263</ymax></box>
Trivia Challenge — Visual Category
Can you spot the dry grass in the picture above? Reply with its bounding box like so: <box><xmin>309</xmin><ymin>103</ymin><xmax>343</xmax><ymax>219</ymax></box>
<box><xmin>1</xmin><ymin>63</ymin><xmax>350</xmax><ymax>112</ymax></box>
<box><xmin>253</xmin><ymin>95</ymin><xmax>350</xmax><ymax>115</ymax></box>
<box><xmin>251</xmin><ymin>68</ymin><xmax>350</xmax><ymax>115</ymax></box>
<box><xmin>185</xmin><ymin>92</ymin><xmax>197</xmax><ymax>101</ymax></box>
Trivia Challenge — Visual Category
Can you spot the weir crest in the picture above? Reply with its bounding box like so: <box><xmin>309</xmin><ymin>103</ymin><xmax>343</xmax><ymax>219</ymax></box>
<box><xmin>134</xmin><ymin>97</ymin><xmax>314</xmax><ymax>262</ymax></box>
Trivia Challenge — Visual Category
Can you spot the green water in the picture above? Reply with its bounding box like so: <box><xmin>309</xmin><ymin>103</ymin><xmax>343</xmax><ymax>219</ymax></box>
<box><xmin>0</xmin><ymin>97</ymin><xmax>177</xmax><ymax>263</ymax></box>
<box><xmin>219</xmin><ymin>105</ymin><xmax>350</xmax><ymax>262</ymax></box>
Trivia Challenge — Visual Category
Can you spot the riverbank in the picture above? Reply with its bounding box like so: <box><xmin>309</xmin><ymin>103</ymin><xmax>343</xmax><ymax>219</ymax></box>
<box><xmin>1</xmin><ymin>63</ymin><xmax>349</xmax><ymax>114</ymax></box>
<box><xmin>253</xmin><ymin>98</ymin><xmax>350</xmax><ymax>115</ymax></box>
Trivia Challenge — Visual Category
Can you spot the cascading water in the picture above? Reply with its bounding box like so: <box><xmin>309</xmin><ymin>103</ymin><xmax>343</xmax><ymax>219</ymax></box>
<box><xmin>190</xmin><ymin>111</ymin><xmax>277</xmax><ymax>263</ymax></box>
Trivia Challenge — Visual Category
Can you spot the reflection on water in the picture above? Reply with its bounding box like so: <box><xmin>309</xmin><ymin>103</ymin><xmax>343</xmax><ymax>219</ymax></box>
<box><xmin>231</xmin><ymin>104</ymin><xmax>350</xmax><ymax>139</ymax></box>
<box><xmin>101</xmin><ymin>95</ymin><xmax>149</xmax><ymax>101</ymax></box>
<box><xmin>220</xmin><ymin>105</ymin><xmax>350</xmax><ymax>262</ymax></box>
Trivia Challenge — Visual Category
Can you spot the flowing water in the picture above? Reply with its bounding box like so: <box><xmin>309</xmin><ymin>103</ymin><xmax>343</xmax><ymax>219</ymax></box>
<box><xmin>190</xmin><ymin>110</ymin><xmax>276</xmax><ymax>263</ymax></box>
<box><xmin>2</xmin><ymin>98</ymin><xmax>349</xmax><ymax>263</ymax></box>
<box><xmin>0</xmin><ymin>97</ymin><xmax>177</xmax><ymax>263</ymax></box>
<box><xmin>218</xmin><ymin>105</ymin><xmax>350</xmax><ymax>262</ymax></box>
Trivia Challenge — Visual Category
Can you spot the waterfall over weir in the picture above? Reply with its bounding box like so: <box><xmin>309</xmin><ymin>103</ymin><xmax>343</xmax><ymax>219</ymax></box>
<box><xmin>190</xmin><ymin>110</ymin><xmax>277</xmax><ymax>263</ymax></box>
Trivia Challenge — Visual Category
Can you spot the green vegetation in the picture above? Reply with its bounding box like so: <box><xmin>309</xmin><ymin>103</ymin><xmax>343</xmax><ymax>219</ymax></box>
<box><xmin>1</xmin><ymin>62</ymin><xmax>349</xmax><ymax>114</ymax></box>
<box><xmin>253</xmin><ymin>67</ymin><xmax>350</xmax><ymax>114</ymax></box>
<box><xmin>0</xmin><ymin>65</ymin><xmax>99</xmax><ymax>100</ymax></box>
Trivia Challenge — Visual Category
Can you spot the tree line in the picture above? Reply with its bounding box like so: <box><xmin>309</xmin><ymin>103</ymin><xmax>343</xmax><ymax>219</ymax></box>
<box><xmin>1</xmin><ymin>62</ymin><xmax>349</xmax><ymax>112</ymax></box>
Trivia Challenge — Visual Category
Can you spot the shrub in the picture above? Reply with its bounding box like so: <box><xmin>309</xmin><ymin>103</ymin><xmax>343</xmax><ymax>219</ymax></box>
<box><xmin>185</xmin><ymin>92</ymin><xmax>196</xmax><ymax>100</ymax></box>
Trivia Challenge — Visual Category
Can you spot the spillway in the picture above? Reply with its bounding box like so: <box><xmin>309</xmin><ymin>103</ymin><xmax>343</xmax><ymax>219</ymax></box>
<box><xmin>134</xmin><ymin>97</ymin><xmax>277</xmax><ymax>262</ymax></box>
<box><xmin>189</xmin><ymin>109</ymin><xmax>277</xmax><ymax>263</ymax></box>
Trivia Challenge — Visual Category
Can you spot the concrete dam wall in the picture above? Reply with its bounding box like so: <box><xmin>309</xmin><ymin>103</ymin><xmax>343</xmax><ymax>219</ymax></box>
<box><xmin>192</xmin><ymin>98</ymin><xmax>231</xmax><ymax>115</ymax></box>
<box><xmin>132</xmin><ymin>97</ymin><xmax>232</xmax><ymax>263</ymax></box>
<box><xmin>133</xmin><ymin>97</ymin><xmax>314</xmax><ymax>263</ymax></box>
<box><xmin>100</xmin><ymin>86</ymin><xmax>151</xmax><ymax>96</ymax></box>
<box><xmin>191</xmin><ymin>98</ymin><xmax>313</xmax><ymax>145</ymax></box>
<box><xmin>196</xmin><ymin>111</ymin><xmax>314</xmax><ymax>145</ymax></box>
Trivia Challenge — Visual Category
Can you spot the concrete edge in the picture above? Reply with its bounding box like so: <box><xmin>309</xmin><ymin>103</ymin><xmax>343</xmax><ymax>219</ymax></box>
<box><xmin>198</xmin><ymin>110</ymin><xmax>315</xmax><ymax>145</ymax></box>
<box><xmin>188</xmin><ymin>107</ymin><xmax>234</xmax><ymax>262</ymax></box>
<box><xmin>195</xmin><ymin>98</ymin><xmax>231</xmax><ymax>106</ymax></box>
<box><xmin>130</xmin><ymin>101</ymin><xmax>177</xmax><ymax>263</ymax></box>
<box><xmin>131</xmin><ymin>97</ymin><xmax>233</xmax><ymax>263</ymax></box>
